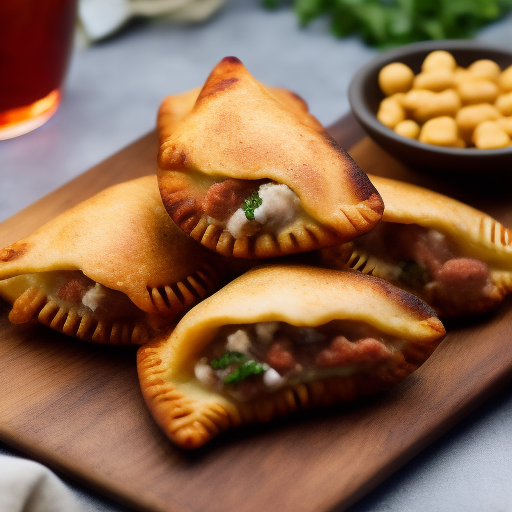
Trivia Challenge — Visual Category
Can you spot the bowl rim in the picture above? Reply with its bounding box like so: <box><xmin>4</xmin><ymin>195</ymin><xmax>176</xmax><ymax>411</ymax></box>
<box><xmin>348</xmin><ymin>39</ymin><xmax>512</xmax><ymax>158</ymax></box>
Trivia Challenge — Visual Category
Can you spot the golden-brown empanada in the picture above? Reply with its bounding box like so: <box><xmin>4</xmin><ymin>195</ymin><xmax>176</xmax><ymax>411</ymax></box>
<box><xmin>157</xmin><ymin>57</ymin><xmax>383</xmax><ymax>259</ymax></box>
<box><xmin>321</xmin><ymin>175</ymin><xmax>512</xmax><ymax>317</ymax></box>
<box><xmin>137</xmin><ymin>265</ymin><xmax>445</xmax><ymax>449</ymax></box>
<box><xmin>0</xmin><ymin>176</ymin><xmax>226</xmax><ymax>344</ymax></box>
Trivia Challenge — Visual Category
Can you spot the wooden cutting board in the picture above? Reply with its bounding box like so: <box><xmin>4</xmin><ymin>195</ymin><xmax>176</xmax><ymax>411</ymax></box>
<box><xmin>1</xmin><ymin>114</ymin><xmax>512</xmax><ymax>512</ymax></box>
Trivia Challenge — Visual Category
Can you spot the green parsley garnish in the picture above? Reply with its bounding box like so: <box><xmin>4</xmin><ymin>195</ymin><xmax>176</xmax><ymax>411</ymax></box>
<box><xmin>397</xmin><ymin>261</ymin><xmax>430</xmax><ymax>289</ymax></box>
<box><xmin>263</xmin><ymin>0</ymin><xmax>512</xmax><ymax>48</ymax></box>
<box><xmin>210</xmin><ymin>351</ymin><xmax>269</xmax><ymax>385</ymax></box>
<box><xmin>241</xmin><ymin>191</ymin><xmax>263</xmax><ymax>221</ymax></box>
<box><xmin>210</xmin><ymin>351</ymin><xmax>246</xmax><ymax>370</ymax></box>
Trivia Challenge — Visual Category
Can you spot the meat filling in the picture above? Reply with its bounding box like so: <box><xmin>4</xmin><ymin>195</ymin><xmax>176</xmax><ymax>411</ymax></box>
<box><xmin>194</xmin><ymin>321</ymin><xmax>404</xmax><ymax>402</ymax></box>
<box><xmin>355</xmin><ymin>223</ymin><xmax>499</xmax><ymax>315</ymax></box>
<box><xmin>202</xmin><ymin>179</ymin><xmax>261</xmax><ymax>222</ymax></box>
<box><xmin>16</xmin><ymin>270</ymin><xmax>145</xmax><ymax>321</ymax></box>
<box><xmin>55</xmin><ymin>271</ymin><xmax>143</xmax><ymax>319</ymax></box>
<box><xmin>202</xmin><ymin>178</ymin><xmax>303</xmax><ymax>239</ymax></box>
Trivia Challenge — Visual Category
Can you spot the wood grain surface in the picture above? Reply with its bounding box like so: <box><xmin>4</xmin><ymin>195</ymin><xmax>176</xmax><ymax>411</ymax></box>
<box><xmin>1</xmin><ymin>115</ymin><xmax>512</xmax><ymax>512</ymax></box>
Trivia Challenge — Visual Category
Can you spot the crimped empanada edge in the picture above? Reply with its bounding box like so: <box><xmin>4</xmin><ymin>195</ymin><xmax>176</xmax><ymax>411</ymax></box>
<box><xmin>158</xmin><ymin>171</ymin><xmax>382</xmax><ymax>259</ymax></box>
<box><xmin>0</xmin><ymin>263</ymin><xmax>224</xmax><ymax>345</ymax></box>
<box><xmin>186</xmin><ymin>214</ymin><xmax>342</xmax><ymax>259</ymax></box>
<box><xmin>143</xmin><ymin>262</ymin><xmax>225</xmax><ymax>316</ymax></box>
<box><xmin>7</xmin><ymin>286</ymin><xmax>151</xmax><ymax>345</ymax></box>
<box><xmin>137</xmin><ymin>339</ymin><xmax>242</xmax><ymax>449</ymax></box>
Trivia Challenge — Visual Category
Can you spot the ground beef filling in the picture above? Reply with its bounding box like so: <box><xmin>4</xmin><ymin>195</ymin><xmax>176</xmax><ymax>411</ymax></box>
<box><xmin>54</xmin><ymin>270</ymin><xmax>143</xmax><ymax>320</ymax></box>
<box><xmin>194</xmin><ymin>321</ymin><xmax>402</xmax><ymax>402</ymax></box>
<box><xmin>201</xmin><ymin>178</ymin><xmax>302</xmax><ymax>239</ymax></box>
<box><xmin>202</xmin><ymin>179</ymin><xmax>262</xmax><ymax>222</ymax></box>
<box><xmin>356</xmin><ymin>223</ymin><xmax>497</xmax><ymax>315</ymax></box>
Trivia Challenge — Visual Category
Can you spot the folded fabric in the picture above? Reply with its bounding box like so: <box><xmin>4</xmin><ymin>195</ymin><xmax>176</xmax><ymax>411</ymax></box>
<box><xmin>0</xmin><ymin>454</ymin><xmax>89</xmax><ymax>512</ymax></box>
<box><xmin>79</xmin><ymin>0</ymin><xmax>229</xmax><ymax>41</ymax></box>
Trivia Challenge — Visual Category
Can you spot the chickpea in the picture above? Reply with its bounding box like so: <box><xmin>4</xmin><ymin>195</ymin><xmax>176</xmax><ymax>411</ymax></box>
<box><xmin>467</xmin><ymin>59</ymin><xmax>501</xmax><ymax>82</ymax></box>
<box><xmin>473</xmin><ymin>120</ymin><xmax>511</xmax><ymax>149</ymax></box>
<box><xmin>377</xmin><ymin>97</ymin><xmax>406</xmax><ymax>129</ymax></box>
<box><xmin>497</xmin><ymin>117</ymin><xmax>512</xmax><ymax>136</ymax></box>
<box><xmin>394</xmin><ymin>119</ymin><xmax>420</xmax><ymax>139</ymax></box>
<box><xmin>378</xmin><ymin>62</ymin><xmax>415</xmax><ymax>96</ymax></box>
<box><xmin>412</xmin><ymin>69</ymin><xmax>454</xmax><ymax>92</ymax></box>
<box><xmin>422</xmin><ymin>50</ymin><xmax>457</xmax><ymax>72</ymax></box>
<box><xmin>500</xmin><ymin>65</ymin><xmax>512</xmax><ymax>92</ymax></box>
<box><xmin>402</xmin><ymin>89</ymin><xmax>431</xmax><ymax>109</ymax></box>
<box><xmin>419</xmin><ymin>116</ymin><xmax>461</xmax><ymax>147</ymax></box>
<box><xmin>455</xmin><ymin>103</ymin><xmax>501</xmax><ymax>142</ymax></box>
<box><xmin>404</xmin><ymin>88</ymin><xmax>461</xmax><ymax>123</ymax></box>
<box><xmin>495</xmin><ymin>92</ymin><xmax>512</xmax><ymax>117</ymax></box>
<box><xmin>453</xmin><ymin>67</ymin><xmax>472</xmax><ymax>85</ymax></box>
<box><xmin>389</xmin><ymin>92</ymin><xmax>406</xmax><ymax>105</ymax></box>
<box><xmin>458</xmin><ymin>104</ymin><xmax>502</xmax><ymax>126</ymax></box>
<box><xmin>457</xmin><ymin>79</ymin><xmax>500</xmax><ymax>105</ymax></box>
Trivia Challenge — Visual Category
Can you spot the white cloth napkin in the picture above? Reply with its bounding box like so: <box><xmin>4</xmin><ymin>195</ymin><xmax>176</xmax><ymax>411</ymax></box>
<box><xmin>0</xmin><ymin>454</ymin><xmax>87</xmax><ymax>512</ymax></box>
<box><xmin>79</xmin><ymin>0</ymin><xmax>229</xmax><ymax>41</ymax></box>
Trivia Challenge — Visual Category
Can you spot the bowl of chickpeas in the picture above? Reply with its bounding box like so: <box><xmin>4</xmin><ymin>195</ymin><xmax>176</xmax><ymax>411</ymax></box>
<box><xmin>348</xmin><ymin>40</ymin><xmax>512</xmax><ymax>173</ymax></box>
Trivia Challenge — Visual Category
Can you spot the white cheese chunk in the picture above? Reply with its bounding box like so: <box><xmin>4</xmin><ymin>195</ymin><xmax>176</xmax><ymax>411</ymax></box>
<box><xmin>254</xmin><ymin>321</ymin><xmax>280</xmax><ymax>344</ymax></box>
<box><xmin>226</xmin><ymin>208</ymin><xmax>261</xmax><ymax>239</ymax></box>
<box><xmin>81</xmin><ymin>282</ymin><xmax>106</xmax><ymax>311</ymax></box>
<box><xmin>226</xmin><ymin>328</ymin><xmax>252</xmax><ymax>355</ymax></box>
<box><xmin>263</xmin><ymin>368</ymin><xmax>285</xmax><ymax>387</ymax></box>
<box><xmin>253</xmin><ymin>183</ymin><xmax>300</xmax><ymax>227</ymax></box>
<box><xmin>225</xmin><ymin>182</ymin><xmax>301</xmax><ymax>239</ymax></box>
<box><xmin>194</xmin><ymin>358</ymin><xmax>216</xmax><ymax>386</ymax></box>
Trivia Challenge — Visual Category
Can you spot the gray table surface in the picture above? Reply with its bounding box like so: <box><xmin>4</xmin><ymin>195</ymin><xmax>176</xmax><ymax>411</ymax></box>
<box><xmin>1</xmin><ymin>1</ymin><xmax>512</xmax><ymax>511</ymax></box>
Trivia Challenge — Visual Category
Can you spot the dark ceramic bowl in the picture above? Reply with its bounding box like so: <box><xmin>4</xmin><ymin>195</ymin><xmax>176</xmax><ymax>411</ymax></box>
<box><xmin>348</xmin><ymin>40</ymin><xmax>512</xmax><ymax>173</ymax></box>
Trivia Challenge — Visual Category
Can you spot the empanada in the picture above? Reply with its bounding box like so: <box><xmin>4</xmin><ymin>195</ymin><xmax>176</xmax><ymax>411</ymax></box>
<box><xmin>137</xmin><ymin>265</ymin><xmax>444</xmax><ymax>449</ymax></box>
<box><xmin>0</xmin><ymin>176</ymin><xmax>226</xmax><ymax>344</ymax></box>
<box><xmin>321</xmin><ymin>175</ymin><xmax>512</xmax><ymax>317</ymax></box>
<box><xmin>157</xmin><ymin>57</ymin><xmax>383</xmax><ymax>259</ymax></box>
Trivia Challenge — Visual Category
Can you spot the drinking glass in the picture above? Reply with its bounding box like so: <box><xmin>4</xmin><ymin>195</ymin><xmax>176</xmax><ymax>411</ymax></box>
<box><xmin>0</xmin><ymin>0</ymin><xmax>77</xmax><ymax>140</ymax></box>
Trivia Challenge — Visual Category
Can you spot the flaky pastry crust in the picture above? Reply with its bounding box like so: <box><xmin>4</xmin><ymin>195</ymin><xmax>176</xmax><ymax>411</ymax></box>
<box><xmin>157</xmin><ymin>57</ymin><xmax>383</xmax><ymax>258</ymax></box>
<box><xmin>157</xmin><ymin>85</ymin><xmax>325</xmax><ymax>144</ymax></box>
<box><xmin>0</xmin><ymin>176</ymin><xmax>226</xmax><ymax>344</ymax></box>
<box><xmin>137</xmin><ymin>265</ymin><xmax>444</xmax><ymax>449</ymax></box>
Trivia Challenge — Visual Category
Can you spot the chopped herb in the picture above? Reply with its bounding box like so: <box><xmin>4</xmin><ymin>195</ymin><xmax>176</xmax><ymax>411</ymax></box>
<box><xmin>241</xmin><ymin>191</ymin><xmax>263</xmax><ymax>221</ymax></box>
<box><xmin>210</xmin><ymin>351</ymin><xmax>246</xmax><ymax>370</ymax></box>
<box><xmin>225</xmin><ymin>360</ymin><xmax>269</xmax><ymax>385</ymax></box>
<box><xmin>263</xmin><ymin>0</ymin><xmax>512</xmax><ymax>47</ymax></box>
<box><xmin>397</xmin><ymin>261</ymin><xmax>430</xmax><ymax>289</ymax></box>
<box><xmin>210</xmin><ymin>350</ymin><xmax>269</xmax><ymax>385</ymax></box>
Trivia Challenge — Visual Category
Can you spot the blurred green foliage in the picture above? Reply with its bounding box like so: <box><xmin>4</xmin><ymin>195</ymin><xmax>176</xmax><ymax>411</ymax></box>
<box><xmin>262</xmin><ymin>0</ymin><xmax>512</xmax><ymax>47</ymax></box>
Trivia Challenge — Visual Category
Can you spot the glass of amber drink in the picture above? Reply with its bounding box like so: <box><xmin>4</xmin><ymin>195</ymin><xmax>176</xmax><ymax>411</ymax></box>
<box><xmin>0</xmin><ymin>0</ymin><xmax>77</xmax><ymax>140</ymax></box>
